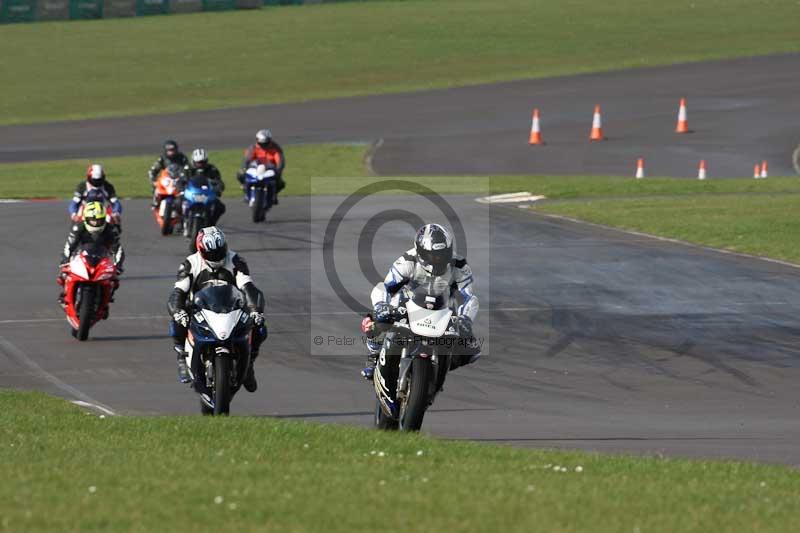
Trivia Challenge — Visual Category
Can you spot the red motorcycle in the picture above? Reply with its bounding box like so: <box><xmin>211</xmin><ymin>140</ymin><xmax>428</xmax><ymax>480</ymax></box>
<box><xmin>58</xmin><ymin>244</ymin><xmax>119</xmax><ymax>341</ymax></box>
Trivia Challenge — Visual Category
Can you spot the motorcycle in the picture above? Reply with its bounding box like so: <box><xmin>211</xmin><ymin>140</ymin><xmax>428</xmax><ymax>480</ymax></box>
<box><xmin>372</xmin><ymin>285</ymin><xmax>461</xmax><ymax>431</ymax></box>
<box><xmin>183</xmin><ymin>175</ymin><xmax>217</xmax><ymax>252</ymax></box>
<box><xmin>182</xmin><ymin>285</ymin><xmax>253</xmax><ymax>415</ymax></box>
<box><xmin>58</xmin><ymin>243</ymin><xmax>118</xmax><ymax>341</ymax></box>
<box><xmin>152</xmin><ymin>166</ymin><xmax>183</xmax><ymax>236</ymax></box>
<box><xmin>244</xmin><ymin>164</ymin><xmax>277</xmax><ymax>223</ymax></box>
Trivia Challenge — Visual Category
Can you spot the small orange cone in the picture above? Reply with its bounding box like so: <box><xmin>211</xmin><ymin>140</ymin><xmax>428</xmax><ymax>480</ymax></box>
<box><xmin>754</xmin><ymin>163</ymin><xmax>761</xmax><ymax>179</ymax></box>
<box><xmin>635</xmin><ymin>158</ymin><xmax>645</xmax><ymax>179</ymax></box>
<box><xmin>675</xmin><ymin>98</ymin><xmax>690</xmax><ymax>133</ymax></box>
<box><xmin>529</xmin><ymin>108</ymin><xmax>543</xmax><ymax>145</ymax></box>
<box><xmin>760</xmin><ymin>160</ymin><xmax>768</xmax><ymax>179</ymax></box>
<box><xmin>589</xmin><ymin>105</ymin><xmax>605</xmax><ymax>141</ymax></box>
<box><xmin>697</xmin><ymin>160</ymin><xmax>707</xmax><ymax>180</ymax></box>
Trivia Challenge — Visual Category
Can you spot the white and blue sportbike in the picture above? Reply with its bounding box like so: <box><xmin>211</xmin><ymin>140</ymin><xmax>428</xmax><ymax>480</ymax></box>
<box><xmin>244</xmin><ymin>164</ymin><xmax>277</xmax><ymax>223</ymax></box>
<box><xmin>183</xmin><ymin>284</ymin><xmax>253</xmax><ymax>415</ymax></box>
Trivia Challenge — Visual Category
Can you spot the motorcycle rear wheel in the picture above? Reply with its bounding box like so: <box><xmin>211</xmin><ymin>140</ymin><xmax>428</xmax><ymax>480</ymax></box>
<box><xmin>213</xmin><ymin>355</ymin><xmax>232</xmax><ymax>416</ymax></box>
<box><xmin>76</xmin><ymin>285</ymin><xmax>95</xmax><ymax>341</ymax></box>
<box><xmin>399</xmin><ymin>357</ymin><xmax>432</xmax><ymax>431</ymax></box>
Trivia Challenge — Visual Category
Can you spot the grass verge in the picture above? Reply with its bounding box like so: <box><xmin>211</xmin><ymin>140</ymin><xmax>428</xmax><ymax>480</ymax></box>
<box><xmin>536</xmin><ymin>194</ymin><xmax>800</xmax><ymax>264</ymax></box>
<box><xmin>0</xmin><ymin>144</ymin><xmax>371</xmax><ymax>199</ymax></box>
<box><xmin>1</xmin><ymin>0</ymin><xmax>799</xmax><ymax>124</ymax></box>
<box><xmin>3</xmin><ymin>390</ymin><xmax>799</xmax><ymax>532</ymax></box>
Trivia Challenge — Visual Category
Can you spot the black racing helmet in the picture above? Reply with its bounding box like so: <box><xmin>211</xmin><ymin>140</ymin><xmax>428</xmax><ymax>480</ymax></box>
<box><xmin>163</xmin><ymin>140</ymin><xmax>179</xmax><ymax>158</ymax></box>
<box><xmin>415</xmin><ymin>223</ymin><xmax>453</xmax><ymax>276</ymax></box>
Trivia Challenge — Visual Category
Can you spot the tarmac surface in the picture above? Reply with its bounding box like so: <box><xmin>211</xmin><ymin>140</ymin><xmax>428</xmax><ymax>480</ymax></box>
<box><xmin>2</xmin><ymin>55</ymin><xmax>800</xmax><ymax>464</ymax></box>
<box><xmin>1</xmin><ymin>197</ymin><xmax>799</xmax><ymax>464</ymax></box>
<box><xmin>0</xmin><ymin>54</ymin><xmax>798</xmax><ymax>177</ymax></box>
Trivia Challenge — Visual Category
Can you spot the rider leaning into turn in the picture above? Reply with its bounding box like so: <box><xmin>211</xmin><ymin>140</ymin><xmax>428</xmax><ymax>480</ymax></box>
<box><xmin>167</xmin><ymin>226</ymin><xmax>267</xmax><ymax>392</ymax></box>
<box><xmin>237</xmin><ymin>129</ymin><xmax>286</xmax><ymax>200</ymax></box>
<box><xmin>181</xmin><ymin>148</ymin><xmax>226</xmax><ymax>226</ymax></box>
<box><xmin>58</xmin><ymin>201</ymin><xmax>125</xmax><ymax>302</ymax></box>
<box><xmin>361</xmin><ymin>223</ymin><xmax>481</xmax><ymax>380</ymax></box>
<box><xmin>69</xmin><ymin>164</ymin><xmax>122</xmax><ymax>224</ymax></box>
<box><xmin>148</xmin><ymin>140</ymin><xmax>190</xmax><ymax>206</ymax></box>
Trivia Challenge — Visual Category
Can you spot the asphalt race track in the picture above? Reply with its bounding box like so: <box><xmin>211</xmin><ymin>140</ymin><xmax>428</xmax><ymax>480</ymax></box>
<box><xmin>0</xmin><ymin>54</ymin><xmax>799</xmax><ymax>177</ymax></box>
<box><xmin>2</xmin><ymin>55</ymin><xmax>800</xmax><ymax>465</ymax></box>
<box><xmin>1</xmin><ymin>196</ymin><xmax>799</xmax><ymax>464</ymax></box>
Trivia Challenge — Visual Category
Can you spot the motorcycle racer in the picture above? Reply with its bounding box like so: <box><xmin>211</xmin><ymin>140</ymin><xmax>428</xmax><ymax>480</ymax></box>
<box><xmin>69</xmin><ymin>164</ymin><xmax>122</xmax><ymax>224</ymax></box>
<box><xmin>167</xmin><ymin>226</ymin><xmax>267</xmax><ymax>391</ymax></box>
<box><xmin>237</xmin><ymin>129</ymin><xmax>286</xmax><ymax>200</ymax></box>
<box><xmin>149</xmin><ymin>140</ymin><xmax>190</xmax><ymax>206</ymax></box>
<box><xmin>58</xmin><ymin>201</ymin><xmax>125</xmax><ymax>302</ymax></box>
<box><xmin>361</xmin><ymin>224</ymin><xmax>481</xmax><ymax>380</ymax></box>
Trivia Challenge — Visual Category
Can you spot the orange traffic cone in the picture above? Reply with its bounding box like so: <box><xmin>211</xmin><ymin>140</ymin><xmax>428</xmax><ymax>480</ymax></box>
<box><xmin>754</xmin><ymin>163</ymin><xmax>761</xmax><ymax>178</ymax></box>
<box><xmin>675</xmin><ymin>98</ymin><xmax>690</xmax><ymax>133</ymax></box>
<box><xmin>589</xmin><ymin>105</ymin><xmax>605</xmax><ymax>141</ymax></box>
<box><xmin>635</xmin><ymin>158</ymin><xmax>645</xmax><ymax>179</ymax></box>
<box><xmin>529</xmin><ymin>109</ymin><xmax>543</xmax><ymax>145</ymax></box>
<box><xmin>697</xmin><ymin>160</ymin><xmax>707</xmax><ymax>180</ymax></box>
<box><xmin>760</xmin><ymin>160</ymin><xmax>768</xmax><ymax>178</ymax></box>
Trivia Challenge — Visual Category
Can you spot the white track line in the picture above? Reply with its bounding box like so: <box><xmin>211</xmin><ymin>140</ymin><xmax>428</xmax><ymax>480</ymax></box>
<box><xmin>0</xmin><ymin>337</ymin><xmax>117</xmax><ymax>416</ymax></box>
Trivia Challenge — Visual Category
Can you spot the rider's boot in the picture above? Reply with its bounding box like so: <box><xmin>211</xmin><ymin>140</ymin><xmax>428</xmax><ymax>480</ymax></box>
<box><xmin>243</xmin><ymin>351</ymin><xmax>258</xmax><ymax>392</ymax></box>
<box><xmin>173</xmin><ymin>345</ymin><xmax>191</xmax><ymax>383</ymax></box>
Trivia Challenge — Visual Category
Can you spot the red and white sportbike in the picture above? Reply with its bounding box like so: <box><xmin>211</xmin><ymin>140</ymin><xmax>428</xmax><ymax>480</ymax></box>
<box><xmin>58</xmin><ymin>244</ymin><xmax>119</xmax><ymax>341</ymax></box>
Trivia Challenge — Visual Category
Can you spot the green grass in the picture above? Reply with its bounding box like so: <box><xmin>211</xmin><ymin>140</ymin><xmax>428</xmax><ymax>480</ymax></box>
<box><xmin>0</xmin><ymin>144</ymin><xmax>371</xmax><ymax>199</ymax></box>
<box><xmin>1</xmin><ymin>0</ymin><xmax>799</xmax><ymax>125</ymax></box>
<box><xmin>537</xmin><ymin>194</ymin><xmax>800</xmax><ymax>264</ymax></box>
<box><xmin>3</xmin><ymin>390</ymin><xmax>799</xmax><ymax>532</ymax></box>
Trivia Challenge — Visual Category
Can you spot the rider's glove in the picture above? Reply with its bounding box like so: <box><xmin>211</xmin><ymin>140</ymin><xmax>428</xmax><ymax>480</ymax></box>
<box><xmin>249</xmin><ymin>311</ymin><xmax>265</xmax><ymax>327</ymax></box>
<box><xmin>173</xmin><ymin>309</ymin><xmax>189</xmax><ymax>328</ymax></box>
<box><xmin>373</xmin><ymin>302</ymin><xmax>393</xmax><ymax>323</ymax></box>
<box><xmin>115</xmin><ymin>264</ymin><xmax>124</xmax><ymax>275</ymax></box>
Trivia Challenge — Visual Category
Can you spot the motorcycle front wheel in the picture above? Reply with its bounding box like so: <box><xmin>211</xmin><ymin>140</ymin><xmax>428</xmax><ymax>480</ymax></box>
<box><xmin>160</xmin><ymin>200</ymin><xmax>171</xmax><ymax>236</ymax></box>
<box><xmin>76</xmin><ymin>284</ymin><xmax>95</xmax><ymax>341</ymax></box>
<box><xmin>399</xmin><ymin>357</ymin><xmax>432</xmax><ymax>431</ymax></box>
<box><xmin>252</xmin><ymin>188</ymin><xmax>265</xmax><ymax>223</ymax></box>
<box><xmin>213</xmin><ymin>355</ymin><xmax>232</xmax><ymax>416</ymax></box>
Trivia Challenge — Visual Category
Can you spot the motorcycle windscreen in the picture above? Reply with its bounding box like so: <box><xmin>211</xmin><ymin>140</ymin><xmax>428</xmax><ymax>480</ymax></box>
<box><xmin>193</xmin><ymin>285</ymin><xmax>245</xmax><ymax>313</ymax></box>
<box><xmin>406</xmin><ymin>300</ymin><xmax>453</xmax><ymax>337</ymax></box>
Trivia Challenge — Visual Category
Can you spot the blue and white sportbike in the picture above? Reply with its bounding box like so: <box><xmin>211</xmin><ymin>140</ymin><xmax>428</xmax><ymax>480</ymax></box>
<box><xmin>244</xmin><ymin>164</ymin><xmax>277</xmax><ymax>223</ymax></box>
<box><xmin>183</xmin><ymin>284</ymin><xmax>253</xmax><ymax>415</ymax></box>
<box><xmin>183</xmin><ymin>175</ymin><xmax>218</xmax><ymax>252</ymax></box>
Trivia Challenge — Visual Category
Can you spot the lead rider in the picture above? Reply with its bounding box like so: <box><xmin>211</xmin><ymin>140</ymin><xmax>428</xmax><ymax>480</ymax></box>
<box><xmin>167</xmin><ymin>226</ymin><xmax>267</xmax><ymax>391</ymax></box>
<box><xmin>361</xmin><ymin>223</ymin><xmax>481</xmax><ymax>380</ymax></box>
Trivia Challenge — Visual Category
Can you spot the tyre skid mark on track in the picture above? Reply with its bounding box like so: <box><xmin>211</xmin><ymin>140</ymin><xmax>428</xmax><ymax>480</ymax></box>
<box><xmin>0</xmin><ymin>336</ymin><xmax>116</xmax><ymax>416</ymax></box>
